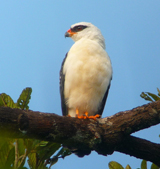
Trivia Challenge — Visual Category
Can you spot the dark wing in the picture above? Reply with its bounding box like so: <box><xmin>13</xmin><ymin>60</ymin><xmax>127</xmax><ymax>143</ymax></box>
<box><xmin>60</xmin><ymin>53</ymin><xmax>68</xmax><ymax>116</ymax></box>
<box><xmin>96</xmin><ymin>79</ymin><xmax>112</xmax><ymax>116</ymax></box>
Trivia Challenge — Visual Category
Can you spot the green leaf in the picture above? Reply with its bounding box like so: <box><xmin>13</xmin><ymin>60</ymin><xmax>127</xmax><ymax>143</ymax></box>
<box><xmin>141</xmin><ymin>160</ymin><xmax>147</xmax><ymax>169</ymax></box>
<box><xmin>28</xmin><ymin>151</ymin><xmax>49</xmax><ymax>169</ymax></box>
<box><xmin>47</xmin><ymin>147</ymin><xmax>72</xmax><ymax>168</ymax></box>
<box><xmin>49</xmin><ymin>156</ymin><xmax>58</xmax><ymax>168</ymax></box>
<box><xmin>17</xmin><ymin>139</ymin><xmax>25</xmax><ymax>156</ymax></box>
<box><xmin>36</xmin><ymin>142</ymin><xmax>61</xmax><ymax>161</ymax></box>
<box><xmin>109</xmin><ymin>161</ymin><xmax>124</xmax><ymax>169</ymax></box>
<box><xmin>0</xmin><ymin>138</ymin><xmax>15</xmax><ymax>168</ymax></box>
<box><xmin>151</xmin><ymin>163</ymin><xmax>159</xmax><ymax>169</ymax></box>
<box><xmin>5</xmin><ymin>147</ymin><xmax>15</xmax><ymax>168</ymax></box>
<box><xmin>125</xmin><ymin>164</ymin><xmax>132</xmax><ymax>169</ymax></box>
<box><xmin>28</xmin><ymin>152</ymin><xmax>37</xmax><ymax>169</ymax></box>
<box><xmin>140</xmin><ymin>92</ymin><xmax>154</xmax><ymax>102</ymax></box>
<box><xmin>0</xmin><ymin>93</ymin><xmax>16</xmax><ymax>108</ymax></box>
<box><xmin>147</xmin><ymin>92</ymin><xmax>160</xmax><ymax>101</ymax></box>
<box><xmin>23</xmin><ymin>139</ymin><xmax>41</xmax><ymax>154</ymax></box>
<box><xmin>55</xmin><ymin>147</ymin><xmax>71</xmax><ymax>159</ymax></box>
<box><xmin>157</xmin><ymin>88</ymin><xmax>160</xmax><ymax>96</ymax></box>
<box><xmin>17</xmin><ymin>87</ymin><xmax>32</xmax><ymax>110</ymax></box>
<box><xmin>16</xmin><ymin>139</ymin><xmax>26</xmax><ymax>168</ymax></box>
<box><xmin>140</xmin><ymin>89</ymin><xmax>160</xmax><ymax>102</ymax></box>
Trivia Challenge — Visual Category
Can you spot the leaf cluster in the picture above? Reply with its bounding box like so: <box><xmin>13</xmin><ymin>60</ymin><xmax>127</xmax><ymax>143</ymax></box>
<box><xmin>0</xmin><ymin>88</ymin><xmax>71</xmax><ymax>169</ymax></box>
<box><xmin>108</xmin><ymin>160</ymin><xmax>159</xmax><ymax>169</ymax></box>
<box><xmin>0</xmin><ymin>87</ymin><xmax>32</xmax><ymax>110</ymax></box>
<box><xmin>140</xmin><ymin>88</ymin><xmax>160</xmax><ymax>102</ymax></box>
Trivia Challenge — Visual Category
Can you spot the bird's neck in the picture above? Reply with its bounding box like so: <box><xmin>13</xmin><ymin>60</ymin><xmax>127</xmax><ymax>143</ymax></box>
<box><xmin>75</xmin><ymin>37</ymin><xmax>106</xmax><ymax>50</ymax></box>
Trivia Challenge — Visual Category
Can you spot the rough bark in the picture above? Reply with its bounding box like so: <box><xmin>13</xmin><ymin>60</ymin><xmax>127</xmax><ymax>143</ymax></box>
<box><xmin>0</xmin><ymin>100</ymin><xmax>160</xmax><ymax>166</ymax></box>
<box><xmin>116</xmin><ymin>136</ymin><xmax>160</xmax><ymax>166</ymax></box>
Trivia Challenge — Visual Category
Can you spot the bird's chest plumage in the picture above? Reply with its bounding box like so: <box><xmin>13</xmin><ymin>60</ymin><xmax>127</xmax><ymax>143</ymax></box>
<box><xmin>63</xmin><ymin>40</ymin><xmax>112</xmax><ymax>117</ymax></box>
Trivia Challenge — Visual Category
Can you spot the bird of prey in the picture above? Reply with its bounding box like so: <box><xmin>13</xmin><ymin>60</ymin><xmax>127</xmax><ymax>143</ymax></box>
<box><xmin>60</xmin><ymin>22</ymin><xmax>112</xmax><ymax>119</ymax></box>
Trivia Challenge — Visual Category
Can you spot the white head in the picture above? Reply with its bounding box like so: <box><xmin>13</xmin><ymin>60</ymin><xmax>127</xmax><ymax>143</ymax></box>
<box><xmin>65</xmin><ymin>22</ymin><xmax>105</xmax><ymax>49</ymax></box>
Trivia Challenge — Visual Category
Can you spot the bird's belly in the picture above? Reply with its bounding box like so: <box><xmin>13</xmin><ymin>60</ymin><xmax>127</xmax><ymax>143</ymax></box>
<box><xmin>64</xmin><ymin>57</ymin><xmax>111</xmax><ymax>117</ymax></box>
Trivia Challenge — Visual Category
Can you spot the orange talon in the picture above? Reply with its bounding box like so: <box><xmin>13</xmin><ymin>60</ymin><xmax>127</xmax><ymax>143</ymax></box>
<box><xmin>76</xmin><ymin>109</ymin><xmax>84</xmax><ymax>119</ymax></box>
<box><xmin>84</xmin><ymin>112</ymin><xmax>88</xmax><ymax>116</ymax></box>
<box><xmin>88</xmin><ymin>114</ymin><xmax>100</xmax><ymax>120</ymax></box>
<box><xmin>75</xmin><ymin>109</ymin><xmax>100</xmax><ymax>120</ymax></box>
<box><xmin>85</xmin><ymin>112</ymin><xmax>100</xmax><ymax>120</ymax></box>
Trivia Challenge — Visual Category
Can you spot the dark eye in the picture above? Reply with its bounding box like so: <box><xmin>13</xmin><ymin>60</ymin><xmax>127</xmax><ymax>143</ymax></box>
<box><xmin>76</xmin><ymin>26</ymin><xmax>82</xmax><ymax>31</ymax></box>
<box><xmin>71</xmin><ymin>25</ymin><xmax>87</xmax><ymax>32</ymax></box>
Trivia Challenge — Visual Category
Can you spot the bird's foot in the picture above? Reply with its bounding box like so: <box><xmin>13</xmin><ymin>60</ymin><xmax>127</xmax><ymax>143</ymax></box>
<box><xmin>75</xmin><ymin>109</ymin><xmax>85</xmax><ymax>119</ymax></box>
<box><xmin>84</xmin><ymin>112</ymin><xmax>100</xmax><ymax>120</ymax></box>
<box><xmin>76</xmin><ymin>109</ymin><xmax>100</xmax><ymax>120</ymax></box>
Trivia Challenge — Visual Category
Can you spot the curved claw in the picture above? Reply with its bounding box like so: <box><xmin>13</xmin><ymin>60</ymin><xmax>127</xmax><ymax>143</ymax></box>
<box><xmin>76</xmin><ymin>109</ymin><xmax>100</xmax><ymax>120</ymax></box>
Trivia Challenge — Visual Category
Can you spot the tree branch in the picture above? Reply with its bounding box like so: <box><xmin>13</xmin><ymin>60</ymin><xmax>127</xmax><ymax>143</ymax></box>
<box><xmin>0</xmin><ymin>100</ymin><xmax>160</xmax><ymax>166</ymax></box>
<box><xmin>116</xmin><ymin>136</ymin><xmax>160</xmax><ymax>166</ymax></box>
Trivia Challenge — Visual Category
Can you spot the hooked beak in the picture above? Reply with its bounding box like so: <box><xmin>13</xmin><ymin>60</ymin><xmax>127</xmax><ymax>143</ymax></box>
<box><xmin>64</xmin><ymin>29</ymin><xmax>76</xmax><ymax>38</ymax></box>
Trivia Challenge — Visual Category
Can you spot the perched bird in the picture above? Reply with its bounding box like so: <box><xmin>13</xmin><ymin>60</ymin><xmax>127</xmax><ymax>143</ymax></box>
<box><xmin>60</xmin><ymin>22</ymin><xmax>112</xmax><ymax>119</ymax></box>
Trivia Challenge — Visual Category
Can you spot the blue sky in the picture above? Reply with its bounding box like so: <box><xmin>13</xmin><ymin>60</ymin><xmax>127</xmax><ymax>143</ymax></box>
<box><xmin>0</xmin><ymin>1</ymin><xmax>160</xmax><ymax>168</ymax></box>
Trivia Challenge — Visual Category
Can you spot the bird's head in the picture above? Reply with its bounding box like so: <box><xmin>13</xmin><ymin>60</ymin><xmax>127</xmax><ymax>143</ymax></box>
<box><xmin>65</xmin><ymin>22</ymin><xmax>105</xmax><ymax>49</ymax></box>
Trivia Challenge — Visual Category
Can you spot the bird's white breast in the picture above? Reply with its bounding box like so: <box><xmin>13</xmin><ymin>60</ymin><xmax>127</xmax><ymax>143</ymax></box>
<box><xmin>63</xmin><ymin>38</ymin><xmax>112</xmax><ymax>117</ymax></box>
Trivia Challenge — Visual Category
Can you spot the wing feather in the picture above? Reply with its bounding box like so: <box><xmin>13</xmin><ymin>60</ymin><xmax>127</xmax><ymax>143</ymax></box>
<box><xmin>96</xmin><ymin>80</ymin><xmax>111</xmax><ymax>116</ymax></box>
<box><xmin>60</xmin><ymin>53</ymin><xmax>68</xmax><ymax>116</ymax></box>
